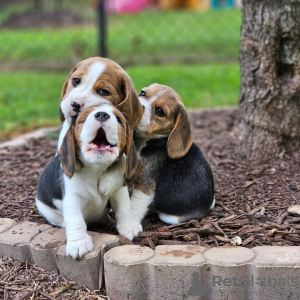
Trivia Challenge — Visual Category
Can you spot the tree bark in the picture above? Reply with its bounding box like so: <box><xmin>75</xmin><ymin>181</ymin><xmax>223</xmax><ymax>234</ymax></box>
<box><xmin>239</xmin><ymin>0</ymin><xmax>300</xmax><ymax>159</ymax></box>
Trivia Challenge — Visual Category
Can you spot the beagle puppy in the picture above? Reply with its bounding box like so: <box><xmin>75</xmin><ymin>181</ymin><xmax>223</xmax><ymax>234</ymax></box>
<box><xmin>36</xmin><ymin>104</ymin><xmax>142</xmax><ymax>259</ymax></box>
<box><xmin>130</xmin><ymin>83</ymin><xmax>215</xmax><ymax>225</ymax></box>
<box><xmin>58</xmin><ymin>57</ymin><xmax>143</xmax><ymax>159</ymax></box>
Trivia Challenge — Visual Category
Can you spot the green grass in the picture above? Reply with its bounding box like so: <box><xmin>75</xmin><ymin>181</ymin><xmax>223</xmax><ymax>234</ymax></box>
<box><xmin>0</xmin><ymin>28</ymin><xmax>97</xmax><ymax>63</ymax></box>
<box><xmin>0</xmin><ymin>63</ymin><xmax>239</xmax><ymax>137</ymax></box>
<box><xmin>0</xmin><ymin>9</ymin><xmax>241</xmax><ymax>65</ymax></box>
<box><xmin>108</xmin><ymin>9</ymin><xmax>241</xmax><ymax>61</ymax></box>
<box><xmin>0</xmin><ymin>7</ymin><xmax>241</xmax><ymax>136</ymax></box>
<box><xmin>128</xmin><ymin>63</ymin><xmax>240</xmax><ymax>108</ymax></box>
<box><xmin>0</xmin><ymin>72</ymin><xmax>66</xmax><ymax>135</ymax></box>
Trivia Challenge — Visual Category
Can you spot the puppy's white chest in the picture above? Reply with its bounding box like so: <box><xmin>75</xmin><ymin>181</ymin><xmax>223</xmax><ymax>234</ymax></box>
<box><xmin>80</xmin><ymin>170</ymin><xmax>108</xmax><ymax>198</ymax></box>
<box><xmin>65</xmin><ymin>169</ymin><xmax>108</xmax><ymax>220</ymax></box>
<box><xmin>82</xmin><ymin>193</ymin><xmax>108</xmax><ymax>223</ymax></box>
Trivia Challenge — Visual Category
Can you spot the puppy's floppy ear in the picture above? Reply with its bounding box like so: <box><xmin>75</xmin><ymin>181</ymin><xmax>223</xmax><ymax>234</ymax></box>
<box><xmin>167</xmin><ymin>106</ymin><xmax>193</xmax><ymax>159</ymax></box>
<box><xmin>125</xmin><ymin>124</ymin><xmax>139</xmax><ymax>179</ymax></box>
<box><xmin>117</xmin><ymin>76</ymin><xmax>143</xmax><ymax>129</ymax></box>
<box><xmin>59</xmin><ymin>108</ymin><xmax>65</xmax><ymax>123</ymax></box>
<box><xmin>59</xmin><ymin>66</ymin><xmax>78</xmax><ymax>122</ymax></box>
<box><xmin>59</xmin><ymin>118</ymin><xmax>77</xmax><ymax>178</ymax></box>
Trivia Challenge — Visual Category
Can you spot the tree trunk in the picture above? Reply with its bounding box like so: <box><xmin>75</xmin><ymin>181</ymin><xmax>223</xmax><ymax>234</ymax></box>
<box><xmin>239</xmin><ymin>0</ymin><xmax>300</xmax><ymax>159</ymax></box>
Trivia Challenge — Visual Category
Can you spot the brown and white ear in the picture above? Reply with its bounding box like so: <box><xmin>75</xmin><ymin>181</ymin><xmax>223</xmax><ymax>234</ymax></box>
<box><xmin>59</xmin><ymin>119</ymin><xmax>76</xmax><ymax>178</ymax></box>
<box><xmin>117</xmin><ymin>76</ymin><xmax>143</xmax><ymax>129</ymax></box>
<box><xmin>59</xmin><ymin>66</ymin><xmax>77</xmax><ymax>122</ymax></box>
<box><xmin>167</xmin><ymin>106</ymin><xmax>193</xmax><ymax>159</ymax></box>
<box><xmin>125</xmin><ymin>124</ymin><xmax>139</xmax><ymax>179</ymax></box>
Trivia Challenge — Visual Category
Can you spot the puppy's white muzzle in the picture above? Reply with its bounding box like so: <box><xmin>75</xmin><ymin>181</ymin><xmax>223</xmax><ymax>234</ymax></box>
<box><xmin>80</xmin><ymin>105</ymin><xmax>121</xmax><ymax>164</ymax></box>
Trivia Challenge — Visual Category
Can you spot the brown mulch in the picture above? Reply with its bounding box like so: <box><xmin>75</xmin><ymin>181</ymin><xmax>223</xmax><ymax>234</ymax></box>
<box><xmin>0</xmin><ymin>256</ymin><xmax>105</xmax><ymax>300</ymax></box>
<box><xmin>1</xmin><ymin>108</ymin><xmax>300</xmax><ymax>248</ymax></box>
<box><xmin>1</xmin><ymin>108</ymin><xmax>300</xmax><ymax>297</ymax></box>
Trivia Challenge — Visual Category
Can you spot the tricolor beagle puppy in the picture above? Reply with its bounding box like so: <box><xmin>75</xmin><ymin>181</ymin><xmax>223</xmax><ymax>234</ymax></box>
<box><xmin>58</xmin><ymin>57</ymin><xmax>143</xmax><ymax>158</ymax></box>
<box><xmin>130</xmin><ymin>83</ymin><xmax>215</xmax><ymax>225</ymax></box>
<box><xmin>36</xmin><ymin>104</ymin><xmax>142</xmax><ymax>259</ymax></box>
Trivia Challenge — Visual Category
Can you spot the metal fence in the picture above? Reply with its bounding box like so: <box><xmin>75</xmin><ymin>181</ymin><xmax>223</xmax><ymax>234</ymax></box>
<box><xmin>0</xmin><ymin>0</ymin><xmax>241</xmax><ymax>71</ymax></box>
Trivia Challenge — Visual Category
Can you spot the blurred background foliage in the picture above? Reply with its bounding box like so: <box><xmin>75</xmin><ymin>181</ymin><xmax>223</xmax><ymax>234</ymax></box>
<box><xmin>0</xmin><ymin>0</ymin><xmax>241</xmax><ymax>138</ymax></box>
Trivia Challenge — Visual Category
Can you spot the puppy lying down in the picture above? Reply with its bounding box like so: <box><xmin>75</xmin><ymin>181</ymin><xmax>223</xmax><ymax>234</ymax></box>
<box><xmin>130</xmin><ymin>83</ymin><xmax>215</xmax><ymax>225</ymax></box>
<box><xmin>36</xmin><ymin>104</ymin><xmax>142</xmax><ymax>259</ymax></box>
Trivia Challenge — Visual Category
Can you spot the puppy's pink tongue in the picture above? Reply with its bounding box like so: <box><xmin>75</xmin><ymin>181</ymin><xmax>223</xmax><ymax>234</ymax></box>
<box><xmin>98</xmin><ymin>143</ymin><xmax>110</xmax><ymax>150</ymax></box>
<box><xmin>91</xmin><ymin>144</ymin><xmax>99</xmax><ymax>150</ymax></box>
<box><xmin>90</xmin><ymin>142</ymin><xmax>110</xmax><ymax>151</ymax></box>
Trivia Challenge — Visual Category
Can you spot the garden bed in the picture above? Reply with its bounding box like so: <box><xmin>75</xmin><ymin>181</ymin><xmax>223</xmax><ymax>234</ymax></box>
<box><xmin>1</xmin><ymin>108</ymin><xmax>299</xmax><ymax>249</ymax></box>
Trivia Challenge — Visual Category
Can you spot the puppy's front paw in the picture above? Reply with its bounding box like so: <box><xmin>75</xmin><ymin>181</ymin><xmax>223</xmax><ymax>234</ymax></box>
<box><xmin>66</xmin><ymin>233</ymin><xmax>94</xmax><ymax>260</ymax></box>
<box><xmin>117</xmin><ymin>220</ymin><xmax>143</xmax><ymax>241</ymax></box>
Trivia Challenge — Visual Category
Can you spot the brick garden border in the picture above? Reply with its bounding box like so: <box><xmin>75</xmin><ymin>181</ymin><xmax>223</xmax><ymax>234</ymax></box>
<box><xmin>1</xmin><ymin>129</ymin><xmax>300</xmax><ymax>300</ymax></box>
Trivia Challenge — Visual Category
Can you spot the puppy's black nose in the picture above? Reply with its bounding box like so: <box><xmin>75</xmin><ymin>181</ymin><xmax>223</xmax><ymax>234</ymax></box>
<box><xmin>71</xmin><ymin>102</ymin><xmax>81</xmax><ymax>113</ymax></box>
<box><xmin>95</xmin><ymin>112</ymin><xmax>110</xmax><ymax>122</ymax></box>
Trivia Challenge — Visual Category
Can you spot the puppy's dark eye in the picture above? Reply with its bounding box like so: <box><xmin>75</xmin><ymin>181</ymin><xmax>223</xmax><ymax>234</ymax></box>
<box><xmin>139</xmin><ymin>90</ymin><xmax>146</xmax><ymax>97</ymax></box>
<box><xmin>116</xmin><ymin>116</ymin><xmax>123</xmax><ymax>125</ymax></box>
<box><xmin>155</xmin><ymin>107</ymin><xmax>165</xmax><ymax>117</ymax></box>
<box><xmin>72</xmin><ymin>78</ymin><xmax>81</xmax><ymax>87</ymax></box>
<box><xmin>97</xmin><ymin>89</ymin><xmax>110</xmax><ymax>96</ymax></box>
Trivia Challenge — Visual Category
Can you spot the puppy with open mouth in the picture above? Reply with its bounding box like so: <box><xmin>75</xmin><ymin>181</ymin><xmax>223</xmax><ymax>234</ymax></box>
<box><xmin>129</xmin><ymin>83</ymin><xmax>215</xmax><ymax>225</ymax></box>
<box><xmin>36</xmin><ymin>104</ymin><xmax>142</xmax><ymax>259</ymax></box>
<box><xmin>58</xmin><ymin>57</ymin><xmax>143</xmax><ymax>152</ymax></box>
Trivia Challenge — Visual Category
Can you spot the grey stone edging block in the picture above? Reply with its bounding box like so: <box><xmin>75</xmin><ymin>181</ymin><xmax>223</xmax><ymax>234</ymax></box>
<box><xmin>104</xmin><ymin>245</ymin><xmax>300</xmax><ymax>300</ymax></box>
<box><xmin>0</xmin><ymin>218</ymin><xmax>120</xmax><ymax>291</ymax></box>
<box><xmin>0</xmin><ymin>217</ymin><xmax>299</xmax><ymax>299</ymax></box>
<box><xmin>30</xmin><ymin>227</ymin><xmax>67</xmax><ymax>271</ymax></box>
<box><xmin>251</xmin><ymin>246</ymin><xmax>300</xmax><ymax>300</ymax></box>
<box><xmin>0</xmin><ymin>220</ymin><xmax>52</xmax><ymax>263</ymax></box>
<box><xmin>56</xmin><ymin>231</ymin><xmax>120</xmax><ymax>290</ymax></box>
<box><xmin>0</xmin><ymin>218</ymin><xmax>16</xmax><ymax>233</ymax></box>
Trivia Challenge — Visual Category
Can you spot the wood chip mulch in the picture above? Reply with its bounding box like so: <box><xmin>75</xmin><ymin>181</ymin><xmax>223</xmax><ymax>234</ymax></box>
<box><xmin>0</xmin><ymin>108</ymin><xmax>300</xmax><ymax>297</ymax></box>
<box><xmin>0</xmin><ymin>256</ymin><xmax>105</xmax><ymax>300</ymax></box>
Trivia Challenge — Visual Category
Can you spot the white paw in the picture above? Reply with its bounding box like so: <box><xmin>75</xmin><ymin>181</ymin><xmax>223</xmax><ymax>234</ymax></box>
<box><xmin>66</xmin><ymin>233</ymin><xmax>94</xmax><ymax>260</ymax></box>
<box><xmin>117</xmin><ymin>220</ymin><xmax>143</xmax><ymax>241</ymax></box>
